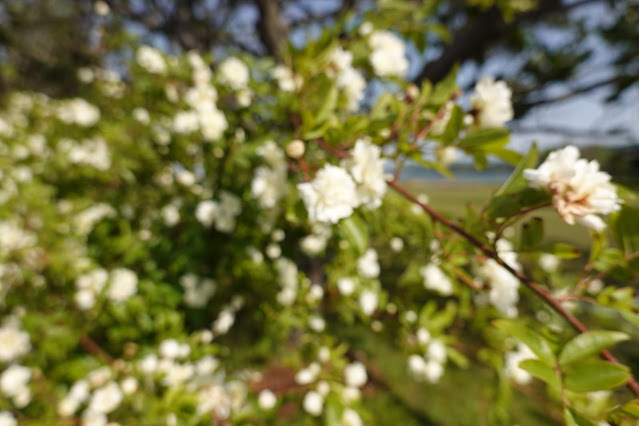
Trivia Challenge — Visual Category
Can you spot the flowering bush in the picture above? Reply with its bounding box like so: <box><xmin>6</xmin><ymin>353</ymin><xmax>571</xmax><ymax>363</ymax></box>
<box><xmin>0</xmin><ymin>9</ymin><xmax>638</xmax><ymax>426</ymax></box>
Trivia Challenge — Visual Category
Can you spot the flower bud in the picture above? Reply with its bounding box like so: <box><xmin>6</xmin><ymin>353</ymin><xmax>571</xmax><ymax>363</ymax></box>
<box><xmin>406</xmin><ymin>84</ymin><xmax>420</xmax><ymax>101</ymax></box>
<box><xmin>286</xmin><ymin>139</ymin><xmax>305</xmax><ymax>159</ymax></box>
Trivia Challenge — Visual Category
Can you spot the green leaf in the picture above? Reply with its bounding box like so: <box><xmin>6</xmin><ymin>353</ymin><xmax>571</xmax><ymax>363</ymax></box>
<box><xmin>316</xmin><ymin>84</ymin><xmax>339</xmax><ymax>124</ymax></box>
<box><xmin>609</xmin><ymin>205</ymin><xmax>639</xmax><ymax>254</ymax></box>
<box><xmin>495</xmin><ymin>142</ymin><xmax>539</xmax><ymax>196</ymax></box>
<box><xmin>486</xmin><ymin>188</ymin><xmax>549</xmax><ymax>220</ymax></box>
<box><xmin>493</xmin><ymin>319</ymin><xmax>555</xmax><ymax>364</ymax></box>
<box><xmin>490</xmin><ymin>147</ymin><xmax>522</xmax><ymax>165</ymax></box>
<box><xmin>338</xmin><ymin>214</ymin><xmax>368</xmax><ymax>255</ymax></box>
<box><xmin>430</xmin><ymin>66</ymin><xmax>458</xmax><ymax>105</ymax></box>
<box><xmin>440</xmin><ymin>104</ymin><xmax>463</xmax><ymax>144</ymax></box>
<box><xmin>563</xmin><ymin>408</ymin><xmax>578</xmax><ymax>426</ymax></box>
<box><xmin>563</xmin><ymin>360</ymin><xmax>630</xmax><ymax>392</ymax></box>
<box><xmin>613</xmin><ymin>399</ymin><xmax>639</xmax><ymax>419</ymax></box>
<box><xmin>559</xmin><ymin>330</ymin><xmax>630</xmax><ymax>366</ymax></box>
<box><xmin>564</xmin><ymin>408</ymin><xmax>599</xmax><ymax>426</ymax></box>
<box><xmin>539</xmin><ymin>243</ymin><xmax>581</xmax><ymax>259</ymax></box>
<box><xmin>519</xmin><ymin>359</ymin><xmax>560</xmax><ymax>390</ymax></box>
<box><xmin>459</xmin><ymin>128</ymin><xmax>510</xmax><ymax>149</ymax></box>
<box><xmin>520</xmin><ymin>217</ymin><xmax>544</xmax><ymax>250</ymax></box>
<box><xmin>408</xmin><ymin>152</ymin><xmax>454</xmax><ymax>179</ymax></box>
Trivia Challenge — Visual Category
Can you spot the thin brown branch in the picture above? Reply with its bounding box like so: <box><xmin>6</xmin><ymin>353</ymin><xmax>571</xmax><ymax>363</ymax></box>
<box><xmin>80</xmin><ymin>335</ymin><xmax>114</xmax><ymax>364</ymax></box>
<box><xmin>387</xmin><ymin>179</ymin><xmax>639</xmax><ymax>397</ymax></box>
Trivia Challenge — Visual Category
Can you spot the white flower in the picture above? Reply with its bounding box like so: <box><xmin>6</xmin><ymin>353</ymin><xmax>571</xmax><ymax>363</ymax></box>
<box><xmin>295</xmin><ymin>363</ymin><xmax>320</xmax><ymax>385</ymax></box>
<box><xmin>0</xmin><ymin>364</ymin><xmax>30</xmax><ymax>398</ymax></box>
<box><xmin>258</xmin><ymin>389</ymin><xmax>277</xmax><ymax>410</ymax></box>
<box><xmin>505</xmin><ymin>344</ymin><xmax>536</xmax><ymax>385</ymax></box>
<box><xmin>427</xmin><ymin>339</ymin><xmax>447</xmax><ymax>363</ymax></box>
<box><xmin>136</xmin><ymin>46</ymin><xmax>166</xmax><ymax>74</ymax></box>
<box><xmin>337</xmin><ymin>277</ymin><xmax>356</xmax><ymax>296</ymax></box>
<box><xmin>161</xmin><ymin>204</ymin><xmax>180</xmax><ymax>227</ymax></box>
<box><xmin>357</xmin><ymin>248</ymin><xmax>380</xmax><ymax>278</ymax></box>
<box><xmin>57</xmin><ymin>98</ymin><xmax>101</xmax><ymax>127</ymax></box>
<box><xmin>342</xmin><ymin>408</ymin><xmax>364</xmax><ymax>426</ymax></box>
<box><xmin>390</xmin><ymin>237</ymin><xmax>404</xmax><ymax>252</ymax></box>
<box><xmin>120</xmin><ymin>377</ymin><xmax>138</xmax><ymax>395</ymax></box>
<box><xmin>303</xmin><ymin>390</ymin><xmax>324</xmax><ymax>416</ymax></box>
<box><xmin>539</xmin><ymin>254</ymin><xmax>560</xmax><ymax>272</ymax></box>
<box><xmin>308</xmin><ymin>315</ymin><xmax>325</xmax><ymax>332</ymax></box>
<box><xmin>213</xmin><ymin>309</ymin><xmax>235</xmax><ymax>335</ymax></box>
<box><xmin>342</xmin><ymin>139</ymin><xmax>387</xmax><ymax>208</ymax></box>
<box><xmin>271</xmin><ymin>65</ymin><xmax>302</xmax><ymax>92</ymax></box>
<box><xmin>523</xmin><ymin>145</ymin><xmax>621</xmax><ymax>231</ymax></box>
<box><xmin>198</xmin><ymin>107</ymin><xmax>227</xmax><ymax>141</ymax></box>
<box><xmin>368</xmin><ymin>30</ymin><xmax>409</xmax><ymax>78</ymax></box>
<box><xmin>75</xmin><ymin>289</ymin><xmax>96</xmax><ymax>310</ymax></box>
<box><xmin>172</xmin><ymin>110</ymin><xmax>200</xmax><ymax>134</ymax></box>
<box><xmin>195</xmin><ymin>200</ymin><xmax>219</xmax><ymax>227</ymax></box>
<box><xmin>88</xmin><ymin>366</ymin><xmax>111</xmax><ymax>388</ymax></box>
<box><xmin>297</xmin><ymin>165</ymin><xmax>358</xmax><ymax>224</ymax></box>
<box><xmin>0</xmin><ymin>322</ymin><xmax>31</xmax><ymax>363</ymax></box>
<box><xmin>67</xmin><ymin>137</ymin><xmax>111</xmax><ymax>170</ymax></box>
<box><xmin>344</xmin><ymin>362</ymin><xmax>367</xmax><ymax>388</ymax></box>
<box><xmin>480</xmin><ymin>259</ymin><xmax>520</xmax><ymax>317</ymax></box>
<box><xmin>417</xmin><ymin>328</ymin><xmax>431</xmax><ymax>345</ymax></box>
<box><xmin>0</xmin><ymin>411</ymin><xmax>16</xmax><ymax>426</ymax></box>
<box><xmin>336</xmin><ymin>67</ymin><xmax>366</xmax><ymax>112</ymax></box>
<box><xmin>469</xmin><ymin>76</ymin><xmax>513</xmax><ymax>128</ymax></box>
<box><xmin>251</xmin><ymin>166</ymin><xmax>288</xmax><ymax>209</ymax></box>
<box><xmin>132</xmin><ymin>107</ymin><xmax>150</xmax><ymax>124</ymax></box>
<box><xmin>407</xmin><ymin>355</ymin><xmax>426</xmax><ymax>377</ymax></box>
<box><xmin>419</xmin><ymin>264</ymin><xmax>453</xmax><ymax>296</ymax></box>
<box><xmin>107</xmin><ymin>268</ymin><xmax>138</xmax><ymax>302</ymax></box>
<box><xmin>88</xmin><ymin>382</ymin><xmax>123</xmax><ymax>414</ymax></box>
<box><xmin>218</xmin><ymin>57</ymin><xmax>249</xmax><ymax>90</ymax></box>
<box><xmin>424</xmin><ymin>360</ymin><xmax>444</xmax><ymax>383</ymax></box>
<box><xmin>359</xmin><ymin>290</ymin><xmax>378</xmax><ymax>316</ymax></box>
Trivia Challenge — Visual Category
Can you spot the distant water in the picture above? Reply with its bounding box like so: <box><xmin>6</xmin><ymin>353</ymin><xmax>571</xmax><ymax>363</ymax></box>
<box><xmin>389</xmin><ymin>161</ymin><xmax>514</xmax><ymax>183</ymax></box>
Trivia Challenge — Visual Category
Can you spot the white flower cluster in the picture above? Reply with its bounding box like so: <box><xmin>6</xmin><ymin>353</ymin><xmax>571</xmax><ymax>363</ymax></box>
<box><xmin>251</xmin><ymin>141</ymin><xmax>288</xmax><ymax>209</ymax></box>
<box><xmin>195</xmin><ymin>191</ymin><xmax>242</xmax><ymax>233</ymax></box>
<box><xmin>276</xmin><ymin>257</ymin><xmax>299</xmax><ymax>306</ymax></box>
<box><xmin>357</xmin><ymin>248</ymin><xmax>380</xmax><ymax>279</ymax></box>
<box><xmin>179</xmin><ymin>273</ymin><xmax>216</xmax><ymax>308</ymax></box>
<box><xmin>368</xmin><ymin>30</ymin><xmax>409</xmax><ymax>78</ymax></box>
<box><xmin>56</xmin><ymin>98</ymin><xmax>101</xmax><ymax>127</ymax></box>
<box><xmin>523</xmin><ymin>145</ymin><xmax>622</xmax><ymax>232</ymax></box>
<box><xmin>0</xmin><ymin>318</ymin><xmax>31</xmax><ymax>363</ymax></box>
<box><xmin>58</xmin><ymin>367</ymin><xmax>128</xmax><ymax>422</ymax></box>
<box><xmin>218</xmin><ymin>57</ymin><xmax>252</xmax><ymax>107</ymax></box>
<box><xmin>172</xmin><ymin>52</ymin><xmax>228</xmax><ymax>142</ymax></box>
<box><xmin>74</xmin><ymin>203</ymin><xmax>116</xmax><ymax>235</ymax></box>
<box><xmin>271</xmin><ymin>65</ymin><xmax>302</xmax><ymax>92</ymax></box>
<box><xmin>477</xmin><ymin>239</ymin><xmax>521</xmax><ymax>317</ymax></box>
<box><xmin>469</xmin><ymin>76</ymin><xmax>513</xmax><ymax>128</ymax></box>
<box><xmin>0</xmin><ymin>221</ymin><xmax>37</xmax><ymax>254</ymax></box>
<box><xmin>300</xmin><ymin>223</ymin><xmax>332</xmax><ymax>256</ymax></box>
<box><xmin>74</xmin><ymin>267</ymin><xmax>138</xmax><ymax>310</ymax></box>
<box><xmin>296</xmin><ymin>354</ymin><xmax>366</xmax><ymax>422</ymax></box>
<box><xmin>407</xmin><ymin>337</ymin><xmax>447</xmax><ymax>383</ymax></box>
<box><xmin>136</xmin><ymin>341</ymin><xmax>246</xmax><ymax>420</ymax></box>
<box><xmin>420</xmin><ymin>263</ymin><xmax>454</xmax><ymax>296</ymax></box>
<box><xmin>0</xmin><ymin>364</ymin><xmax>31</xmax><ymax>408</ymax></box>
<box><xmin>136</xmin><ymin>45</ymin><xmax>167</xmax><ymax>74</ymax></box>
<box><xmin>329</xmin><ymin>47</ymin><xmax>366</xmax><ymax>112</ymax></box>
<box><xmin>64</xmin><ymin>137</ymin><xmax>111</xmax><ymax>171</ymax></box>
<box><xmin>298</xmin><ymin>139</ymin><xmax>387</xmax><ymax>224</ymax></box>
